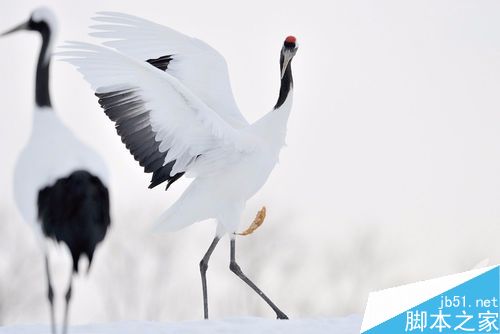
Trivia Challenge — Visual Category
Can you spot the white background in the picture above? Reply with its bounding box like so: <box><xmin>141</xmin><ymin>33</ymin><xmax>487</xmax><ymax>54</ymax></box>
<box><xmin>0</xmin><ymin>0</ymin><xmax>499</xmax><ymax>325</ymax></box>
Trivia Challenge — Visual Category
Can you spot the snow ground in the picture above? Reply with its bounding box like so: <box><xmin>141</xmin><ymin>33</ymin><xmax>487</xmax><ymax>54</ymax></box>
<box><xmin>0</xmin><ymin>316</ymin><xmax>362</xmax><ymax>334</ymax></box>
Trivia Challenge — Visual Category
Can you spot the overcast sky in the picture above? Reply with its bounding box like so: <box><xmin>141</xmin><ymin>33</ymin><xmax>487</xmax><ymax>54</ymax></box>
<box><xmin>0</xmin><ymin>0</ymin><xmax>499</xmax><ymax>325</ymax></box>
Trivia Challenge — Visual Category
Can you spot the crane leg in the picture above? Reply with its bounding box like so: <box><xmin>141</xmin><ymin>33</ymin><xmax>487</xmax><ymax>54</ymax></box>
<box><xmin>62</xmin><ymin>268</ymin><xmax>73</xmax><ymax>334</ymax></box>
<box><xmin>229</xmin><ymin>238</ymin><xmax>288</xmax><ymax>320</ymax></box>
<box><xmin>44</xmin><ymin>255</ymin><xmax>56</xmax><ymax>334</ymax></box>
<box><xmin>199</xmin><ymin>236</ymin><xmax>220</xmax><ymax>320</ymax></box>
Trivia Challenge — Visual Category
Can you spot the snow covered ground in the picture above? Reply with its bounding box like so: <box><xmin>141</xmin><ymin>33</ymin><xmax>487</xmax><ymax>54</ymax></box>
<box><xmin>0</xmin><ymin>316</ymin><xmax>361</xmax><ymax>334</ymax></box>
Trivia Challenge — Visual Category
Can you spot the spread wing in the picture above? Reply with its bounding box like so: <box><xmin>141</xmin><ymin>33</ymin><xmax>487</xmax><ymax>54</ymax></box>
<box><xmin>89</xmin><ymin>11</ymin><xmax>249</xmax><ymax>129</ymax></box>
<box><xmin>59</xmin><ymin>42</ymin><xmax>254</xmax><ymax>189</ymax></box>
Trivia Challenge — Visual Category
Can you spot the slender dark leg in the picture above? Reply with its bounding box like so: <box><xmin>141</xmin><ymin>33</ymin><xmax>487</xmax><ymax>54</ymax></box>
<box><xmin>62</xmin><ymin>269</ymin><xmax>73</xmax><ymax>334</ymax></box>
<box><xmin>229</xmin><ymin>238</ymin><xmax>288</xmax><ymax>319</ymax></box>
<box><xmin>199</xmin><ymin>236</ymin><xmax>221</xmax><ymax>320</ymax></box>
<box><xmin>44</xmin><ymin>255</ymin><xmax>56</xmax><ymax>334</ymax></box>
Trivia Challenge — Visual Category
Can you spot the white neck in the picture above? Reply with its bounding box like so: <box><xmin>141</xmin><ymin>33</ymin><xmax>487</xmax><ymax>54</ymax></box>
<box><xmin>251</xmin><ymin>88</ymin><xmax>293</xmax><ymax>150</ymax></box>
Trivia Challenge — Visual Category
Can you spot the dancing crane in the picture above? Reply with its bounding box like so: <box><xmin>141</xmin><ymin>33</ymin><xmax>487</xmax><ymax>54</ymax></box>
<box><xmin>60</xmin><ymin>12</ymin><xmax>297</xmax><ymax>320</ymax></box>
<box><xmin>2</xmin><ymin>7</ymin><xmax>111</xmax><ymax>334</ymax></box>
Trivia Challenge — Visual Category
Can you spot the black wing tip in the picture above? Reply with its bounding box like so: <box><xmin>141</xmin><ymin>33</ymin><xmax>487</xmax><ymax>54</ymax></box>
<box><xmin>148</xmin><ymin>171</ymin><xmax>184</xmax><ymax>191</ymax></box>
<box><xmin>146</xmin><ymin>55</ymin><xmax>173</xmax><ymax>71</ymax></box>
<box><xmin>148</xmin><ymin>178</ymin><xmax>172</xmax><ymax>190</ymax></box>
<box><xmin>95</xmin><ymin>86</ymin><xmax>186</xmax><ymax>191</ymax></box>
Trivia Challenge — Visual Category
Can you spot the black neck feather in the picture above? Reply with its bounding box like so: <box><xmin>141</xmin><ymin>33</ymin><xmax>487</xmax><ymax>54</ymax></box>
<box><xmin>274</xmin><ymin>54</ymin><xmax>293</xmax><ymax>110</ymax></box>
<box><xmin>35</xmin><ymin>23</ymin><xmax>52</xmax><ymax>108</ymax></box>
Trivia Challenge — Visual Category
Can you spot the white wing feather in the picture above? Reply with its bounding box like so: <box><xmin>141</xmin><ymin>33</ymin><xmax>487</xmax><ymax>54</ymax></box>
<box><xmin>58</xmin><ymin>42</ymin><xmax>255</xmax><ymax>176</ymax></box>
<box><xmin>89</xmin><ymin>12</ymin><xmax>249</xmax><ymax>128</ymax></box>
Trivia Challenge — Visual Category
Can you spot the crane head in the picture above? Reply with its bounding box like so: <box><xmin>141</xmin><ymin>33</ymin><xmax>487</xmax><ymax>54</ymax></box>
<box><xmin>1</xmin><ymin>7</ymin><xmax>57</xmax><ymax>38</ymax></box>
<box><xmin>281</xmin><ymin>36</ymin><xmax>298</xmax><ymax>79</ymax></box>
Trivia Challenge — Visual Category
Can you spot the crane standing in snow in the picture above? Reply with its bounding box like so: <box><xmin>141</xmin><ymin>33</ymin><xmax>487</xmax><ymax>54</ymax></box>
<box><xmin>2</xmin><ymin>8</ymin><xmax>111</xmax><ymax>334</ymax></box>
<box><xmin>61</xmin><ymin>12</ymin><xmax>297</xmax><ymax>320</ymax></box>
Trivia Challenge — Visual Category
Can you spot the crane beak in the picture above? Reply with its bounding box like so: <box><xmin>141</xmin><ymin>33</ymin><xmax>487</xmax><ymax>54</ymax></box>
<box><xmin>280</xmin><ymin>49</ymin><xmax>296</xmax><ymax>79</ymax></box>
<box><xmin>1</xmin><ymin>21</ymin><xmax>29</xmax><ymax>37</ymax></box>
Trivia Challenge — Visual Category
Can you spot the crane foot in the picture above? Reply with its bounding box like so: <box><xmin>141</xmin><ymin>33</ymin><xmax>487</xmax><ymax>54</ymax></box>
<box><xmin>236</xmin><ymin>206</ymin><xmax>266</xmax><ymax>236</ymax></box>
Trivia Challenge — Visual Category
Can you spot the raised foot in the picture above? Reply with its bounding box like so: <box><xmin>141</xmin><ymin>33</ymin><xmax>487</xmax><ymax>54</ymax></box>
<box><xmin>236</xmin><ymin>206</ymin><xmax>266</xmax><ymax>236</ymax></box>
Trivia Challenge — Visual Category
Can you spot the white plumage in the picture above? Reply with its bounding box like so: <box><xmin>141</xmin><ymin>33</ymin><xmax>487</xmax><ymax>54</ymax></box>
<box><xmin>4</xmin><ymin>7</ymin><xmax>112</xmax><ymax>333</ymax></box>
<box><xmin>59</xmin><ymin>12</ymin><xmax>295</xmax><ymax>236</ymax></box>
<box><xmin>14</xmin><ymin>108</ymin><xmax>109</xmax><ymax>236</ymax></box>
<box><xmin>59</xmin><ymin>12</ymin><xmax>297</xmax><ymax>319</ymax></box>
<box><xmin>90</xmin><ymin>12</ymin><xmax>249</xmax><ymax>128</ymax></box>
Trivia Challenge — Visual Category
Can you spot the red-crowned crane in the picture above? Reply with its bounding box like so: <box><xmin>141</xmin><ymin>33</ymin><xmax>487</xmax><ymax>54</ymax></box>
<box><xmin>60</xmin><ymin>12</ymin><xmax>297</xmax><ymax>320</ymax></box>
<box><xmin>2</xmin><ymin>7</ymin><xmax>111</xmax><ymax>334</ymax></box>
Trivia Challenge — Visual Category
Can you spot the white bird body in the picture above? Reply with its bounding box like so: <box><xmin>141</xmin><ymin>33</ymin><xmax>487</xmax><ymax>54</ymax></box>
<box><xmin>159</xmin><ymin>94</ymin><xmax>293</xmax><ymax>234</ymax></box>
<box><xmin>14</xmin><ymin>108</ymin><xmax>109</xmax><ymax>235</ymax></box>
<box><xmin>60</xmin><ymin>11</ymin><xmax>297</xmax><ymax>320</ymax></box>
<box><xmin>4</xmin><ymin>7</ymin><xmax>113</xmax><ymax>332</ymax></box>
<box><xmin>60</xmin><ymin>12</ymin><xmax>296</xmax><ymax>236</ymax></box>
